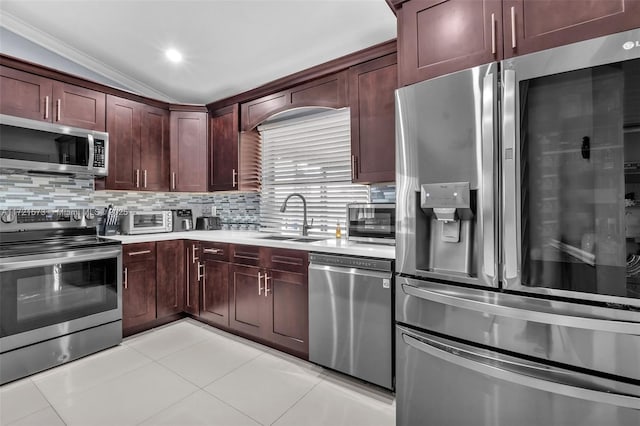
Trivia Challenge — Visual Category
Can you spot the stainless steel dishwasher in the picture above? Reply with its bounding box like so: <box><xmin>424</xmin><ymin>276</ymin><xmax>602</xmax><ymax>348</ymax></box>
<box><xmin>308</xmin><ymin>252</ymin><xmax>393</xmax><ymax>390</ymax></box>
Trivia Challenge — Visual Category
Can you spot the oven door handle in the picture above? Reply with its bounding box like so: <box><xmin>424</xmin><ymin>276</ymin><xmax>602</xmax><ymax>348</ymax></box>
<box><xmin>0</xmin><ymin>247</ymin><xmax>122</xmax><ymax>272</ymax></box>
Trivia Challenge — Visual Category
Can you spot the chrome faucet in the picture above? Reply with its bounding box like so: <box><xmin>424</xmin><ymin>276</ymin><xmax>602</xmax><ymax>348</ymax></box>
<box><xmin>280</xmin><ymin>193</ymin><xmax>313</xmax><ymax>236</ymax></box>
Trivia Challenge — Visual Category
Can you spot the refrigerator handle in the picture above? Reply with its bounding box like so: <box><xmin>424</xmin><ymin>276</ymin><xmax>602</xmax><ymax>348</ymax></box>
<box><xmin>401</xmin><ymin>332</ymin><xmax>640</xmax><ymax>410</ymax></box>
<box><xmin>481</xmin><ymin>72</ymin><xmax>496</xmax><ymax>285</ymax></box>
<box><xmin>502</xmin><ymin>69</ymin><xmax>519</xmax><ymax>286</ymax></box>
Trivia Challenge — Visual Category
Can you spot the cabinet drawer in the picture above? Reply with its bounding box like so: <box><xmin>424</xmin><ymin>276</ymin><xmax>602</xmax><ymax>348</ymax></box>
<box><xmin>123</xmin><ymin>242</ymin><xmax>156</xmax><ymax>262</ymax></box>
<box><xmin>230</xmin><ymin>244</ymin><xmax>261</xmax><ymax>267</ymax></box>
<box><xmin>201</xmin><ymin>242</ymin><xmax>230</xmax><ymax>262</ymax></box>
<box><xmin>267</xmin><ymin>248</ymin><xmax>308</xmax><ymax>274</ymax></box>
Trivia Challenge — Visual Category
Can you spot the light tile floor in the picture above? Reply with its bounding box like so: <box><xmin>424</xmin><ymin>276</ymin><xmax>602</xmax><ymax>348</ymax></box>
<box><xmin>0</xmin><ymin>319</ymin><xmax>395</xmax><ymax>426</ymax></box>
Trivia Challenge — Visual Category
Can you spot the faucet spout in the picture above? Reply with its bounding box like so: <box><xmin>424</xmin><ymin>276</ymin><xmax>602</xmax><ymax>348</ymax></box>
<box><xmin>280</xmin><ymin>193</ymin><xmax>312</xmax><ymax>236</ymax></box>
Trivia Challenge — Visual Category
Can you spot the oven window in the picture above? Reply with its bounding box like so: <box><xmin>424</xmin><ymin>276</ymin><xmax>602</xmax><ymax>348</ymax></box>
<box><xmin>1</xmin><ymin>257</ymin><xmax>118</xmax><ymax>338</ymax></box>
<box><xmin>133</xmin><ymin>214</ymin><xmax>164</xmax><ymax>228</ymax></box>
<box><xmin>520</xmin><ymin>58</ymin><xmax>640</xmax><ymax>301</ymax></box>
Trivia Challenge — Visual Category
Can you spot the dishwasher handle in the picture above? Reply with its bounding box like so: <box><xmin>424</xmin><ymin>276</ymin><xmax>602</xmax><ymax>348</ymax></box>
<box><xmin>309</xmin><ymin>263</ymin><xmax>393</xmax><ymax>281</ymax></box>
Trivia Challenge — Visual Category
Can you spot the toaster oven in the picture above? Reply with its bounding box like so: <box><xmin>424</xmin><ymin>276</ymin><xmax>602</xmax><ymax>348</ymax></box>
<box><xmin>120</xmin><ymin>211</ymin><xmax>172</xmax><ymax>235</ymax></box>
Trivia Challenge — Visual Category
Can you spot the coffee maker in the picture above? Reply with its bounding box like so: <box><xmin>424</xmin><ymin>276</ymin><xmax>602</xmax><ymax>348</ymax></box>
<box><xmin>172</xmin><ymin>209</ymin><xmax>193</xmax><ymax>232</ymax></box>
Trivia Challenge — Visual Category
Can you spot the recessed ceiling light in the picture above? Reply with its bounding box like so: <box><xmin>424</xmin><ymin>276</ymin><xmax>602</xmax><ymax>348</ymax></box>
<box><xmin>165</xmin><ymin>48</ymin><xmax>182</xmax><ymax>63</ymax></box>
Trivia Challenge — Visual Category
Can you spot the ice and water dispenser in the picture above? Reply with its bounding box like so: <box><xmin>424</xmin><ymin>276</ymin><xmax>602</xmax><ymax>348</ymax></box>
<box><xmin>415</xmin><ymin>182</ymin><xmax>477</xmax><ymax>276</ymax></box>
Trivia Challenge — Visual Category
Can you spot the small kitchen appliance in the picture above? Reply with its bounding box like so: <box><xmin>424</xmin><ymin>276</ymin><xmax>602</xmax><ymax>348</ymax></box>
<box><xmin>195</xmin><ymin>216</ymin><xmax>222</xmax><ymax>230</ymax></box>
<box><xmin>120</xmin><ymin>210</ymin><xmax>172</xmax><ymax>235</ymax></box>
<box><xmin>172</xmin><ymin>209</ymin><xmax>193</xmax><ymax>232</ymax></box>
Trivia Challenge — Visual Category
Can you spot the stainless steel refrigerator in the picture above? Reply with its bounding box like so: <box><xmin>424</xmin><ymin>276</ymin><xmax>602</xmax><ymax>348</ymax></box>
<box><xmin>395</xmin><ymin>29</ymin><xmax>640</xmax><ymax>425</ymax></box>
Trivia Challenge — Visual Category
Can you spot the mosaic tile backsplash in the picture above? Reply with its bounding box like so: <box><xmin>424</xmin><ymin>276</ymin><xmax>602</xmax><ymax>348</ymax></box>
<box><xmin>0</xmin><ymin>175</ymin><xmax>395</xmax><ymax>231</ymax></box>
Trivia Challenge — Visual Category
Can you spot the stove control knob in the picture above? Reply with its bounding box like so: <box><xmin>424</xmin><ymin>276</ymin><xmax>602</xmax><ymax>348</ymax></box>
<box><xmin>1</xmin><ymin>210</ymin><xmax>16</xmax><ymax>223</ymax></box>
<box><xmin>85</xmin><ymin>210</ymin><xmax>96</xmax><ymax>220</ymax></box>
<box><xmin>72</xmin><ymin>210</ymin><xmax>83</xmax><ymax>221</ymax></box>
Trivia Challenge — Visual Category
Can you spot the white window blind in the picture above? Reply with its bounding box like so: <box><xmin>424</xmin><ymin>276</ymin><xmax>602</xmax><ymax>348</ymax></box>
<box><xmin>258</xmin><ymin>108</ymin><xmax>369</xmax><ymax>236</ymax></box>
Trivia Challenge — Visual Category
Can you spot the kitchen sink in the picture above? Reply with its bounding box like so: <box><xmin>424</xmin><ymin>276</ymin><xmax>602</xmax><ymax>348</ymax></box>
<box><xmin>258</xmin><ymin>235</ymin><xmax>295</xmax><ymax>241</ymax></box>
<box><xmin>257</xmin><ymin>234</ymin><xmax>326</xmax><ymax>243</ymax></box>
<box><xmin>289</xmin><ymin>237</ymin><xmax>325</xmax><ymax>243</ymax></box>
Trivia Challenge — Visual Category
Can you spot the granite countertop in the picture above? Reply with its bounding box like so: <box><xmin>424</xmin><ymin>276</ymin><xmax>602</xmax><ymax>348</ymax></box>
<box><xmin>104</xmin><ymin>230</ymin><xmax>396</xmax><ymax>259</ymax></box>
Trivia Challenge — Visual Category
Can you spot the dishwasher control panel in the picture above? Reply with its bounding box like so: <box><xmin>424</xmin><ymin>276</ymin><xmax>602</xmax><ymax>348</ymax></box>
<box><xmin>309</xmin><ymin>253</ymin><xmax>392</xmax><ymax>272</ymax></box>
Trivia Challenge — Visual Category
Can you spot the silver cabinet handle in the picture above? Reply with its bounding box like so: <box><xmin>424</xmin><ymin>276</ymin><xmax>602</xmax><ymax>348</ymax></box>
<box><xmin>510</xmin><ymin>6</ymin><xmax>517</xmax><ymax>49</ymax></box>
<box><xmin>143</xmin><ymin>170</ymin><xmax>147</xmax><ymax>188</ymax></box>
<box><xmin>400</xmin><ymin>281</ymin><xmax>639</xmax><ymax>334</ymax></box>
<box><xmin>201</xmin><ymin>264</ymin><xmax>206</xmax><ymax>308</ymax></box>
<box><xmin>264</xmin><ymin>273</ymin><xmax>271</xmax><ymax>297</ymax></box>
<box><xmin>56</xmin><ymin>99</ymin><xmax>61</xmax><ymax>121</ymax></box>
<box><xmin>481</xmin><ymin>71</ymin><xmax>496</xmax><ymax>285</ymax></box>
<box><xmin>490</xmin><ymin>13</ymin><xmax>496</xmax><ymax>55</ymax></box>
<box><xmin>257</xmin><ymin>271</ymin><xmax>264</xmax><ymax>295</ymax></box>
<box><xmin>123</xmin><ymin>267</ymin><xmax>128</xmax><ymax>289</ymax></box>
<box><xmin>172</xmin><ymin>172</ymin><xmax>176</xmax><ymax>190</ymax></box>
<box><xmin>197</xmin><ymin>262</ymin><xmax>204</xmax><ymax>281</ymax></box>
<box><xmin>203</xmin><ymin>248</ymin><xmax>221</xmax><ymax>254</ymax></box>
<box><xmin>135</xmin><ymin>169</ymin><xmax>140</xmax><ymax>188</ymax></box>
<box><xmin>192</xmin><ymin>244</ymin><xmax>199</xmax><ymax>263</ymax></box>
<box><xmin>232</xmin><ymin>168</ymin><xmax>237</xmax><ymax>188</ymax></box>
<box><xmin>44</xmin><ymin>96</ymin><xmax>49</xmax><ymax>119</ymax></box>
<box><xmin>401</xmin><ymin>330</ymin><xmax>640</xmax><ymax>410</ymax></box>
<box><xmin>501</xmin><ymin>69</ymin><xmax>518</xmax><ymax>286</ymax></box>
<box><xmin>128</xmin><ymin>249</ymin><xmax>151</xmax><ymax>256</ymax></box>
<box><xmin>185</xmin><ymin>247</ymin><xmax>190</xmax><ymax>306</ymax></box>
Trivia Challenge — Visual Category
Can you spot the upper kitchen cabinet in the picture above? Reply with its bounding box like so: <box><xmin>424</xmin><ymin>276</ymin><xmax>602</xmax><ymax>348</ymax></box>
<box><xmin>503</xmin><ymin>0</ymin><xmax>640</xmax><ymax>58</ymax></box>
<box><xmin>0</xmin><ymin>66</ymin><xmax>106</xmax><ymax>130</ymax></box>
<box><xmin>397</xmin><ymin>0</ymin><xmax>503</xmax><ymax>86</ymax></box>
<box><xmin>170</xmin><ymin>110</ymin><xmax>208</xmax><ymax>192</ymax></box>
<box><xmin>240</xmin><ymin>71</ymin><xmax>348</xmax><ymax>131</ymax></box>
<box><xmin>209</xmin><ymin>104</ymin><xmax>239</xmax><ymax>191</ymax></box>
<box><xmin>349</xmin><ymin>53</ymin><xmax>397</xmax><ymax>183</ymax></box>
<box><xmin>105</xmin><ymin>96</ymin><xmax>169</xmax><ymax>191</ymax></box>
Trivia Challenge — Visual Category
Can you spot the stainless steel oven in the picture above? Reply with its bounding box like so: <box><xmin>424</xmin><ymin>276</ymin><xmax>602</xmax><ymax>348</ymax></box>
<box><xmin>121</xmin><ymin>210</ymin><xmax>172</xmax><ymax>235</ymax></box>
<box><xmin>0</xmin><ymin>209</ymin><xmax>122</xmax><ymax>384</ymax></box>
<box><xmin>346</xmin><ymin>203</ymin><xmax>395</xmax><ymax>245</ymax></box>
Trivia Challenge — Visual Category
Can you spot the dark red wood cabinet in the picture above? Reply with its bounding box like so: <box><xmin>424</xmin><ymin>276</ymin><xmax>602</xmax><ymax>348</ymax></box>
<box><xmin>122</xmin><ymin>243</ymin><xmax>157</xmax><ymax>332</ymax></box>
<box><xmin>184</xmin><ymin>240</ymin><xmax>201</xmax><ymax>316</ymax></box>
<box><xmin>156</xmin><ymin>240</ymin><xmax>185</xmax><ymax>318</ymax></box>
<box><xmin>105</xmin><ymin>96</ymin><xmax>169</xmax><ymax>191</ymax></box>
<box><xmin>209</xmin><ymin>104</ymin><xmax>239</xmax><ymax>191</ymax></box>
<box><xmin>0</xmin><ymin>66</ymin><xmax>105</xmax><ymax>130</ymax></box>
<box><xmin>349</xmin><ymin>53</ymin><xmax>398</xmax><ymax>183</ymax></box>
<box><xmin>503</xmin><ymin>0</ymin><xmax>640</xmax><ymax>59</ymax></box>
<box><xmin>240</xmin><ymin>71</ymin><xmax>348</xmax><ymax>131</ymax></box>
<box><xmin>398</xmin><ymin>0</ymin><xmax>503</xmax><ymax>86</ymax></box>
<box><xmin>170</xmin><ymin>111</ymin><xmax>208</xmax><ymax>192</ymax></box>
<box><xmin>229</xmin><ymin>245</ymin><xmax>309</xmax><ymax>358</ymax></box>
<box><xmin>199</xmin><ymin>242</ymin><xmax>231</xmax><ymax>327</ymax></box>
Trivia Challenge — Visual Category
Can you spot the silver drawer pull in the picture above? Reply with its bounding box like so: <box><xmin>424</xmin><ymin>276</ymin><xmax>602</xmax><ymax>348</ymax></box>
<box><xmin>128</xmin><ymin>250</ymin><xmax>151</xmax><ymax>256</ymax></box>
<box><xmin>203</xmin><ymin>248</ymin><xmax>221</xmax><ymax>254</ymax></box>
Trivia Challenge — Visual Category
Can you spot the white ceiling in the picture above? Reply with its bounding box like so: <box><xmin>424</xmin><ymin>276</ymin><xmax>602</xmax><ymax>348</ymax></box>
<box><xmin>0</xmin><ymin>0</ymin><xmax>397</xmax><ymax>105</ymax></box>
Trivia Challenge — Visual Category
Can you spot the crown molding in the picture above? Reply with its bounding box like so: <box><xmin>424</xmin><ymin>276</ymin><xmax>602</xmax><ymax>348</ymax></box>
<box><xmin>0</xmin><ymin>11</ymin><xmax>177</xmax><ymax>103</ymax></box>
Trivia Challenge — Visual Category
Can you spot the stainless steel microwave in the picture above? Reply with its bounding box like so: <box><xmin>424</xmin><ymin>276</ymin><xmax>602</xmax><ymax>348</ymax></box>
<box><xmin>347</xmin><ymin>203</ymin><xmax>395</xmax><ymax>245</ymax></box>
<box><xmin>120</xmin><ymin>211</ymin><xmax>173</xmax><ymax>235</ymax></box>
<box><xmin>0</xmin><ymin>114</ymin><xmax>108</xmax><ymax>176</ymax></box>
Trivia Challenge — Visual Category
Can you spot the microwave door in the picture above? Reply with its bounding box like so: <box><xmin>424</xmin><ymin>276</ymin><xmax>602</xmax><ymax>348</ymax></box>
<box><xmin>501</xmin><ymin>29</ymin><xmax>640</xmax><ymax>308</ymax></box>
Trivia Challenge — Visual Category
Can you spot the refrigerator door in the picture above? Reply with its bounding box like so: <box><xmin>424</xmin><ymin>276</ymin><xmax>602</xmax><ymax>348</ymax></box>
<box><xmin>396</xmin><ymin>62</ymin><xmax>498</xmax><ymax>287</ymax></box>
<box><xmin>396</xmin><ymin>276</ymin><xmax>640</xmax><ymax>381</ymax></box>
<box><xmin>397</xmin><ymin>325</ymin><xmax>640</xmax><ymax>426</ymax></box>
<box><xmin>502</xmin><ymin>28</ymin><xmax>640</xmax><ymax>308</ymax></box>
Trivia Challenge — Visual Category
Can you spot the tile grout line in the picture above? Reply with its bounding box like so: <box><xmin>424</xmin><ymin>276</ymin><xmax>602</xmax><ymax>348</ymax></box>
<box><xmin>133</xmin><ymin>387</ymin><xmax>201</xmax><ymax>426</ymax></box>
<box><xmin>202</xmin><ymin>391</ymin><xmax>265</xmax><ymax>426</ymax></box>
<box><xmin>29</xmin><ymin>379</ymin><xmax>69</xmax><ymax>426</ymax></box>
<box><xmin>268</xmin><ymin>371</ymin><xmax>329</xmax><ymax>426</ymax></box>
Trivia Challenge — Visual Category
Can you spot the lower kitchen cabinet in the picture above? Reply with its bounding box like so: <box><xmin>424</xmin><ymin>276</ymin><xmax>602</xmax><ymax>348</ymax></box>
<box><xmin>229</xmin><ymin>245</ymin><xmax>309</xmax><ymax>358</ymax></box>
<box><xmin>156</xmin><ymin>240</ymin><xmax>184</xmax><ymax>318</ymax></box>
<box><xmin>184</xmin><ymin>240</ymin><xmax>201</xmax><ymax>316</ymax></box>
<box><xmin>122</xmin><ymin>243</ymin><xmax>156</xmax><ymax>332</ymax></box>
<box><xmin>199</xmin><ymin>242</ymin><xmax>231</xmax><ymax>327</ymax></box>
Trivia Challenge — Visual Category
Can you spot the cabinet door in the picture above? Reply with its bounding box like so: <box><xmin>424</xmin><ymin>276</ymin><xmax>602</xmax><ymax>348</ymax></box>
<box><xmin>156</xmin><ymin>240</ymin><xmax>184</xmax><ymax>318</ymax></box>
<box><xmin>106</xmin><ymin>95</ymin><xmax>142</xmax><ymax>190</ymax></box>
<box><xmin>201</xmin><ymin>260</ymin><xmax>230</xmax><ymax>327</ymax></box>
<box><xmin>503</xmin><ymin>0</ymin><xmax>640</xmax><ymax>59</ymax></box>
<box><xmin>170</xmin><ymin>111</ymin><xmax>208</xmax><ymax>192</ymax></box>
<box><xmin>349</xmin><ymin>54</ymin><xmax>397</xmax><ymax>183</ymax></box>
<box><xmin>140</xmin><ymin>105</ymin><xmax>170</xmax><ymax>191</ymax></box>
<box><xmin>264</xmin><ymin>268</ymin><xmax>309</xmax><ymax>358</ymax></box>
<box><xmin>123</xmin><ymin>257</ymin><xmax>157</xmax><ymax>331</ymax></box>
<box><xmin>0</xmin><ymin>66</ymin><xmax>52</xmax><ymax>122</ymax></box>
<box><xmin>229</xmin><ymin>264</ymin><xmax>264</xmax><ymax>339</ymax></box>
<box><xmin>52</xmin><ymin>82</ymin><xmax>106</xmax><ymax>131</ymax></box>
<box><xmin>184</xmin><ymin>241</ymin><xmax>200</xmax><ymax>316</ymax></box>
<box><xmin>398</xmin><ymin>0</ymin><xmax>503</xmax><ymax>86</ymax></box>
<box><xmin>209</xmin><ymin>104</ymin><xmax>239</xmax><ymax>191</ymax></box>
